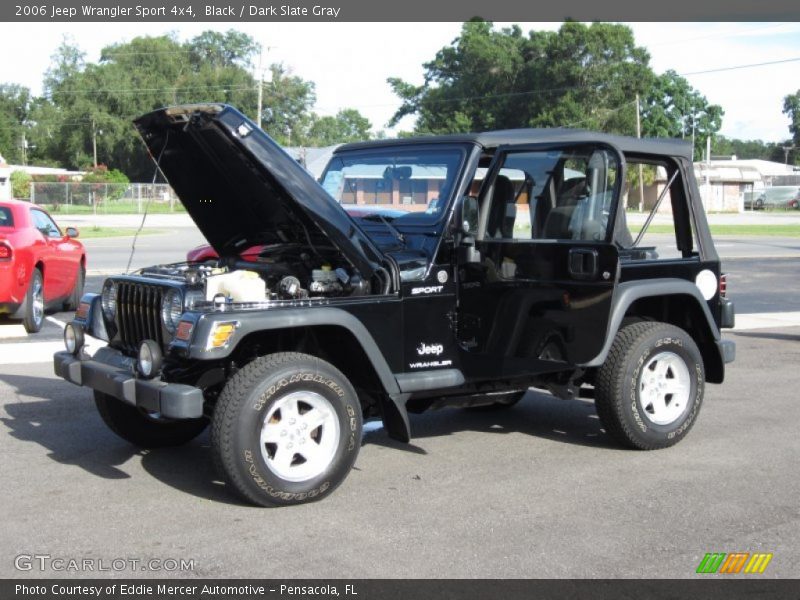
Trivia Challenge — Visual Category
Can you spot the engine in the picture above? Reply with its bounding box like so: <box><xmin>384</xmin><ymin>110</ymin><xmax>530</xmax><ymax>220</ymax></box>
<box><xmin>137</xmin><ymin>251</ymin><xmax>370</xmax><ymax>310</ymax></box>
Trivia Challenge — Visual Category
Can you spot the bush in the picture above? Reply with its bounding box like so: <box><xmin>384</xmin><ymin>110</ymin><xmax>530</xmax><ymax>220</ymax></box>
<box><xmin>10</xmin><ymin>170</ymin><xmax>31</xmax><ymax>199</ymax></box>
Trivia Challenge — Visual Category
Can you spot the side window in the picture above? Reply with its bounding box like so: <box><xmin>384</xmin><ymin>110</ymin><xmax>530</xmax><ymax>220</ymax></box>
<box><xmin>31</xmin><ymin>209</ymin><xmax>62</xmax><ymax>238</ymax></box>
<box><xmin>0</xmin><ymin>206</ymin><xmax>14</xmax><ymax>227</ymax></box>
<box><xmin>481</xmin><ymin>146</ymin><xmax>619</xmax><ymax>242</ymax></box>
<box><xmin>618</xmin><ymin>159</ymin><xmax>698</xmax><ymax>261</ymax></box>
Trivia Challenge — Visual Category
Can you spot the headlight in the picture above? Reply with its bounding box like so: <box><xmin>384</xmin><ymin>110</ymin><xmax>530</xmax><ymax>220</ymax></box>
<box><xmin>161</xmin><ymin>289</ymin><xmax>183</xmax><ymax>333</ymax></box>
<box><xmin>101</xmin><ymin>281</ymin><xmax>117</xmax><ymax>320</ymax></box>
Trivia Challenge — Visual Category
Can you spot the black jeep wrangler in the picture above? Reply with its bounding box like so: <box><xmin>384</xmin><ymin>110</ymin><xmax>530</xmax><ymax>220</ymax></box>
<box><xmin>54</xmin><ymin>104</ymin><xmax>735</xmax><ymax>506</ymax></box>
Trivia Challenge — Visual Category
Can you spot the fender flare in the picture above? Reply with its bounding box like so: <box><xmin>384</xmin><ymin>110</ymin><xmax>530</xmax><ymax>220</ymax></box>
<box><xmin>582</xmin><ymin>278</ymin><xmax>721</xmax><ymax>368</ymax></box>
<box><xmin>191</xmin><ymin>306</ymin><xmax>402</xmax><ymax>395</ymax></box>
<box><xmin>189</xmin><ymin>307</ymin><xmax>412</xmax><ymax>440</ymax></box>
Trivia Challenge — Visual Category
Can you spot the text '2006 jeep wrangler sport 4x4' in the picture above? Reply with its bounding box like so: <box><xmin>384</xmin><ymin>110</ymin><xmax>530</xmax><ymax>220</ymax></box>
<box><xmin>54</xmin><ymin>104</ymin><xmax>735</xmax><ymax>506</ymax></box>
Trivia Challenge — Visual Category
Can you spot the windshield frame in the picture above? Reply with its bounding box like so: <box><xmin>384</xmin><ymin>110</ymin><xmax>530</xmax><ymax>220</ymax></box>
<box><xmin>320</xmin><ymin>143</ymin><xmax>472</xmax><ymax>230</ymax></box>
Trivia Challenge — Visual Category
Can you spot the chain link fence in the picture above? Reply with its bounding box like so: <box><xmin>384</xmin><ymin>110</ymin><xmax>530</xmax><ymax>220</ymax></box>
<box><xmin>30</xmin><ymin>182</ymin><xmax>184</xmax><ymax>214</ymax></box>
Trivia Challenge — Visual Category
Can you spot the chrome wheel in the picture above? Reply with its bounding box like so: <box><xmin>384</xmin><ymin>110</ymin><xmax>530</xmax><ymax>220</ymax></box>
<box><xmin>31</xmin><ymin>277</ymin><xmax>44</xmax><ymax>327</ymax></box>
<box><xmin>638</xmin><ymin>351</ymin><xmax>691</xmax><ymax>426</ymax></box>
<box><xmin>259</xmin><ymin>390</ymin><xmax>341</xmax><ymax>483</ymax></box>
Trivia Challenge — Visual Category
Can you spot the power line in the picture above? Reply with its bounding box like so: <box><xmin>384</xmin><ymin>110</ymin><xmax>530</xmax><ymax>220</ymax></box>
<box><xmin>680</xmin><ymin>56</ymin><xmax>800</xmax><ymax>76</ymax></box>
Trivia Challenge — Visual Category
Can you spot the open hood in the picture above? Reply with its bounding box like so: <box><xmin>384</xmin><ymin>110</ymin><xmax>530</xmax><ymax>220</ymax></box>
<box><xmin>134</xmin><ymin>104</ymin><xmax>385</xmax><ymax>279</ymax></box>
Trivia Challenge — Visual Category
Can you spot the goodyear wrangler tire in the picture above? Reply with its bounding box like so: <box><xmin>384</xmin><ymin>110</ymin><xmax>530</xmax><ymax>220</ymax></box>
<box><xmin>211</xmin><ymin>352</ymin><xmax>363</xmax><ymax>507</ymax></box>
<box><xmin>594</xmin><ymin>322</ymin><xmax>704</xmax><ymax>450</ymax></box>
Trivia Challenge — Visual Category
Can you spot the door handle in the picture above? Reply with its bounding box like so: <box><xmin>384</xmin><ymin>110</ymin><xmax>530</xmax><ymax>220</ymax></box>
<box><xmin>568</xmin><ymin>248</ymin><xmax>598</xmax><ymax>280</ymax></box>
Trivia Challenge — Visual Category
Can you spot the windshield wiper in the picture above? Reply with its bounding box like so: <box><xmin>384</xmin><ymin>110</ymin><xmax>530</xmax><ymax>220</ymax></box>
<box><xmin>362</xmin><ymin>213</ymin><xmax>405</xmax><ymax>247</ymax></box>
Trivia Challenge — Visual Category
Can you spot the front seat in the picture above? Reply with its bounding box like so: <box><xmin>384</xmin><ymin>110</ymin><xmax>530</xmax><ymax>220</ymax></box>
<box><xmin>486</xmin><ymin>175</ymin><xmax>516</xmax><ymax>239</ymax></box>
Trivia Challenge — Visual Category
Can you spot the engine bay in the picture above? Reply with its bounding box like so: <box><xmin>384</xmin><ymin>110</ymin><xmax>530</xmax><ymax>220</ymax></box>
<box><xmin>136</xmin><ymin>245</ymin><xmax>372</xmax><ymax>310</ymax></box>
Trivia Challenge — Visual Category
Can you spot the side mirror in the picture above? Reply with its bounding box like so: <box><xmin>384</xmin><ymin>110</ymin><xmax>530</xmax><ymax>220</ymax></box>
<box><xmin>65</xmin><ymin>227</ymin><xmax>79</xmax><ymax>238</ymax></box>
<box><xmin>454</xmin><ymin>195</ymin><xmax>479</xmax><ymax>235</ymax></box>
<box><xmin>453</xmin><ymin>195</ymin><xmax>481</xmax><ymax>264</ymax></box>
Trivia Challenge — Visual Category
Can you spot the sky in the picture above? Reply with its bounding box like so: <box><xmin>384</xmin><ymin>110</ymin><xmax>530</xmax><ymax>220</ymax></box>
<box><xmin>0</xmin><ymin>21</ymin><xmax>798</xmax><ymax>142</ymax></box>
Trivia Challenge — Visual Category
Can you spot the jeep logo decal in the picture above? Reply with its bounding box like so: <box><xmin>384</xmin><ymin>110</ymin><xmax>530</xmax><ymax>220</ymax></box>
<box><xmin>417</xmin><ymin>343</ymin><xmax>444</xmax><ymax>356</ymax></box>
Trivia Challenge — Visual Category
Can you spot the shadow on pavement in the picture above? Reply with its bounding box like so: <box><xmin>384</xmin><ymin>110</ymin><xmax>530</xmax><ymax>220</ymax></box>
<box><xmin>732</xmin><ymin>330</ymin><xmax>800</xmax><ymax>342</ymax></box>
<box><xmin>364</xmin><ymin>389</ymin><xmax>618</xmax><ymax>452</ymax></box>
<box><xmin>0</xmin><ymin>371</ymin><xmax>245</xmax><ymax>506</ymax></box>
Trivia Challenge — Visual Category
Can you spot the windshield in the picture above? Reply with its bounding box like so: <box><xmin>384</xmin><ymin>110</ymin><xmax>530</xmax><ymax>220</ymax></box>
<box><xmin>320</xmin><ymin>146</ymin><xmax>467</xmax><ymax>227</ymax></box>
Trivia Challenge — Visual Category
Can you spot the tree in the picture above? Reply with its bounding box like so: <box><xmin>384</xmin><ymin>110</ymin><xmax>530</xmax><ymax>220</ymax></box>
<box><xmin>389</xmin><ymin>21</ymin><xmax>723</xmax><ymax>160</ymax></box>
<box><xmin>640</xmin><ymin>70</ymin><xmax>723</xmax><ymax>160</ymax></box>
<box><xmin>259</xmin><ymin>64</ymin><xmax>316</xmax><ymax>146</ymax></box>
<box><xmin>712</xmin><ymin>136</ymin><xmax>787</xmax><ymax>162</ymax></box>
<box><xmin>306</xmin><ymin>109</ymin><xmax>372</xmax><ymax>145</ymax></box>
<box><xmin>388</xmin><ymin>21</ymin><xmax>653</xmax><ymax>135</ymax></box>
<box><xmin>22</xmin><ymin>31</ymin><xmax>322</xmax><ymax>179</ymax></box>
<box><xmin>0</xmin><ymin>84</ymin><xmax>31</xmax><ymax>164</ymax></box>
<box><xmin>783</xmin><ymin>90</ymin><xmax>800</xmax><ymax>163</ymax></box>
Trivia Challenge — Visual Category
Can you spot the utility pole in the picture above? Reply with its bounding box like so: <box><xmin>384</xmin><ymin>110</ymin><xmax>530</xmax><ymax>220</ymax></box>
<box><xmin>256</xmin><ymin>51</ymin><xmax>264</xmax><ymax>128</ymax></box>
<box><xmin>92</xmin><ymin>118</ymin><xmax>98</xmax><ymax>168</ymax></box>
<box><xmin>20</xmin><ymin>134</ymin><xmax>27</xmax><ymax>166</ymax></box>
<box><xmin>635</xmin><ymin>94</ymin><xmax>644</xmax><ymax>212</ymax></box>
<box><xmin>782</xmin><ymin>145</ymin><xmax>796</xmax><ymax>165</ymax></box>
<box><xmin>255</xmin><ymin>47</ymin><xmax>274</xmax><ymax>129</ymax></box>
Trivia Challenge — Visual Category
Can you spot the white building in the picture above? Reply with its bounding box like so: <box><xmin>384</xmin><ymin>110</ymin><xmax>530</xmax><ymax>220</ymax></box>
<box><xmin>693</xmin><ymin>159</ymin><xmax>800</xmax><ymax>212</ymax></box>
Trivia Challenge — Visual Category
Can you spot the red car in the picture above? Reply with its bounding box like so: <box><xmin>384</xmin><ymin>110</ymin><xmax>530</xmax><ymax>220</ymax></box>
<box><xmin>0</xmin><ymin>199</ymin><xmax>86</xmax><ymax>332</ymax></box>
<box><xmin>186</xmin><ymin>206</ymin><xmax>410</xmax><ymax>263</ymax></box>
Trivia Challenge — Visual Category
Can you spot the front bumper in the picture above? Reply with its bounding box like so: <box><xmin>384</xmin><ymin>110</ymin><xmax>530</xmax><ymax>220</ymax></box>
<box><xmin>54</xmin><ymin>347</ymin><xmax>204</xmax><ymax>419</ymax></box>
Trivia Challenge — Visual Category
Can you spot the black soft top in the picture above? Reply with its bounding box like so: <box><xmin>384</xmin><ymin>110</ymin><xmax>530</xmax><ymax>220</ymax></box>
<box><xmin>337</xmin><ymin>129</ymin><xmax>693</xmax><ymax>161</ymax></box>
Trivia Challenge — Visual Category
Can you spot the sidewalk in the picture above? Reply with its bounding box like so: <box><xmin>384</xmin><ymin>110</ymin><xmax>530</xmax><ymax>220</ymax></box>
<box><xmin>54</xmin><ymin>213</ymin><xmax>196</xmax><ymax>228</ymax></box>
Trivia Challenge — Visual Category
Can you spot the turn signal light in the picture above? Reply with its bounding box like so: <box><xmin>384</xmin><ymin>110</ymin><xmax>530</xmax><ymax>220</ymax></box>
<box><xmin>175</xmin><ymin>320</ymin><xmax>194</xmax><ymax>341</ymax></box>
<box><xmin>207</xmin><ymin>321</ymin><xmax>238</xmax><ymax>349</ymax></box>
<box><xmin>75</xmin><ymin>301</ymin><xmax>90</xmax><ymax>320</ymax></box>
<box><xmin>719</xmin><ymin>273</ymin><xmax>728</xmax><ymax>298</ymax></box>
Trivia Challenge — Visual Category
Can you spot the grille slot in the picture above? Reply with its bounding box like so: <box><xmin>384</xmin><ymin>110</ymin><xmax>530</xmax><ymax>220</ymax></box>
<box><xmin>116</xmin><ymin>282</ymin><xmax>164</xmax><ymax>352</ymax></box>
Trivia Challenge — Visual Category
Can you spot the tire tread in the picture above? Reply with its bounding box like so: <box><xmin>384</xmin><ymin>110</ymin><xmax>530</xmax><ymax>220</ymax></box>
<box><xmin>595</xmin><ymin>321</ymin><xmax>691</xmax><ymax>450</ymax></box>
<box><xmin>211</xmin><ymin>352</ymin><xmax>333</xmax><ymax>507</ymax></box>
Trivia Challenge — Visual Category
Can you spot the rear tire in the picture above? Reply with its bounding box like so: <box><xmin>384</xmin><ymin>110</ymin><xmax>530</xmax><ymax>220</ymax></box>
<box><xmin>23</xmin><ymin>268</ymin><xmax>44</xmax><ymax>333</ymax></box>
<box><xmin>94</xmin><ymin>391</ymin><xmax>208</xmax><ymax>448</ymax></box>
<box><xmin>595</xmin><ymin>322</ymin><xmax>704</xmax><ymax>450</ymax></box>
<box><xmin>212</xmin><ymin>352</ymin><xmax>362</xmax><ymax>507</ymax></box>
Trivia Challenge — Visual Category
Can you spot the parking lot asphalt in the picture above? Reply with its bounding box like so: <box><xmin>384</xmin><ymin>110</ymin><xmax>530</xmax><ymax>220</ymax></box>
<box><xmin>0</xmin><ymin>222</ymin><xmax>798</xmax><ymax>579</ymax></box>
<box><xmin>0</xmin><ymin>324</ymin><xmax>797</xmax><ymax>578</ymax></box>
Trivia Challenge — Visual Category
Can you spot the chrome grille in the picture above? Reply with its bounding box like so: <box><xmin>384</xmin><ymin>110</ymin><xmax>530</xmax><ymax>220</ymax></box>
<box><xmin>116</xmin><ymin>282</ymin><xmax>164</xmax><ymax>352</ymax></box>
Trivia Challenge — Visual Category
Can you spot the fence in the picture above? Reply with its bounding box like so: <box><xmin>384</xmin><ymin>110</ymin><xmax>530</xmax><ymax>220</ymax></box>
<box><xmin>29</xmin><ymin>182</ymin><xmax>184</xmax><ymax>214</ymax></box>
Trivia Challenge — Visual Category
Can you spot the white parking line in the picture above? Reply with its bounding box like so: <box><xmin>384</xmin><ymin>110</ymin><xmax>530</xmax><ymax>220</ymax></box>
<box><xmin>734</xmin><ymin>312</ymin><xmax>800</xmax><ymax>331</ymax></box>
<box><xmin>46</xmin><ymin>316</ymin><xmax>66</xmax><ymax>329</ymax></box>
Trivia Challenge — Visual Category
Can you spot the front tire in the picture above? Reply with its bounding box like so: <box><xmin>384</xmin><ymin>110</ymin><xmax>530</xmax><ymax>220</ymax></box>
<box><xmin>23</xmin><ymin>268</ymin><xmax>44</xmax><ymax>333</ymax></box>
<box><xmin>595</xmin><ymin>322</ymin><xmax>704</xmax><ymax>450</ymax></box>
<box><xmin>94</xmin><ymin>391</ymin><xmax>208</xmax><ymax>448</ymax></box>
<box><xmin>212</xmin><ymin>352</ymin><xmax>363</xmax><ymax>507</ymax></box>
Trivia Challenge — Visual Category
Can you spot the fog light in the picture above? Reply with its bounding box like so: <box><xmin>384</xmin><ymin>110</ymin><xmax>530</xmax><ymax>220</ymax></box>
<box><xmin>64</xmin><ymin>323</ymin><xmax>84</xmax><ymax>356</ymax></box>
<box><xmin>137</xmin><ymin>339</ymin><xmax>163</xmax><ymax>379</ymax></box>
